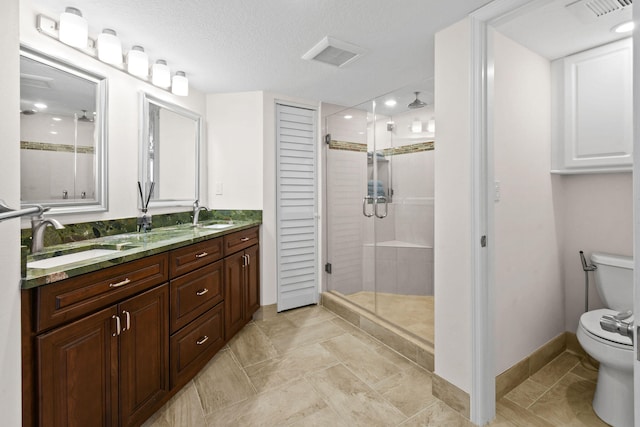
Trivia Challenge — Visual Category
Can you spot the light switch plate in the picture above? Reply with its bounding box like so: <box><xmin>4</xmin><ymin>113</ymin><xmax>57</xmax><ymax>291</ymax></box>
<box><xmin>215</xmin><ymin>182</ymin><xmax>223</xmax><ymax>195</ymax></box>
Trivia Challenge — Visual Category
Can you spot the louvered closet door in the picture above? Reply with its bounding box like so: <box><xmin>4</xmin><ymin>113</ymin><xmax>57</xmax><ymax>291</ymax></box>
<box><xmin>276</xmin><ymin>104</ymin><xmax>318</xmax><ymax>312</ymax></box>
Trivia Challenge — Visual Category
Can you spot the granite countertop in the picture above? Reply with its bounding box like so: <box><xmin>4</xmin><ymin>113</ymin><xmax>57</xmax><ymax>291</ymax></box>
<box><xmin>22</xmin><ymin>220</ymin><xmax>261</xmax><ymax>289</ymax></box>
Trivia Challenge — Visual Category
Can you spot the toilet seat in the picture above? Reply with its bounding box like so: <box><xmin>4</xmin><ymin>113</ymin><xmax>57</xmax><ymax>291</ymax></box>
<box><xmin>580</xmin><ymin>308</ymin><xmax>633</xmax><ymax>349</ymax></box>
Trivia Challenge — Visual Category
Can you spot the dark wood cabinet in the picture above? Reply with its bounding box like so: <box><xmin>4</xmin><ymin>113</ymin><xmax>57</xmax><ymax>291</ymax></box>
<box><xmin>37</xmin><ymin>306</ymin><xmax>118</xmax><ymax>427</ymax></box>
<box><xmin>119</xmin><ymin>285</ymin><xmax>169</xmax><ymax>427</ymax></box>
<box><xmin>223</xmin><ymin>227</ymin><xmax>260</xmax><ymax>341</ymax></box>
<box><xmin>24</xmin><ymin>225</ymin><xmax>260</xmax><ymax>427</ymax></box>
<box><xmin>36</xmin><ymin>284</ymin><xmax>168</xmax><ymax>427</ymax></box>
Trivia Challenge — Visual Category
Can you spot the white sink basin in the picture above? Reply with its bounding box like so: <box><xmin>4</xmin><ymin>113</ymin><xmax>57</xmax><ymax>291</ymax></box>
<box><xmin>28</xmin><ymin>249</ymin><xmax>118</xmax><ymax>269</ymax></box>
<box><xmin>202</xmin><ymin>224</ymin><xmax>234</xmax><ymax>230</ymax></box>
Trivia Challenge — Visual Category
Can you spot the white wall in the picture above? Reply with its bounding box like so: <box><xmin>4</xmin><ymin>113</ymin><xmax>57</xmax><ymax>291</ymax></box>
<box><xmin>0</xmin><ymin>0</ymin><xmax>24</xmax><ymax>424</ymax></box>
<box><xmin>561</xmin><ymin>173</ymin><xmax>632</xmax><ymax>332</ymax></box>
<box><xmin>20</xmin><ymin>0</ymin><xmax>207</xmax><ymax>224</ymax></box>
<box><xmin>492</xmin><ymin>30</ymin><xmax>565</xmax><ymax>374</ymax></box>
<box><xmin>206</xmin><ymin>91</ymin><xmax>263</xmax><ymax>210</ymax></box>
<box><xmin>434</xmin><ymin>17</ymin><xmax>472</xmax><ymax>393</ymax></box>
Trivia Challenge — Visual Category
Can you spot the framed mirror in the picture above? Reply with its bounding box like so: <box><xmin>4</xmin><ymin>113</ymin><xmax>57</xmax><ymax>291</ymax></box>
<box><xmin>140</xmin><ymin>93</ymin><xmax>201</xmax><ymax>208</ymax></box>
<box><xmin>20</xmin><ymin>47</ymin><xmax>108</xmax><ymax>214</ymax></box>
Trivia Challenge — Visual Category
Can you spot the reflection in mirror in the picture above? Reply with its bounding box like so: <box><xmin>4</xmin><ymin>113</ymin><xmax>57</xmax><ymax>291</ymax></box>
<box><xmin>140</xmin><ymin>93</ymin><xmax>201</xmax><ymax>208</ymax></box>
<box><xmin>20</xmin><ymin>47</ymin><xmax>108</xmax><ymax>214</ymax></box>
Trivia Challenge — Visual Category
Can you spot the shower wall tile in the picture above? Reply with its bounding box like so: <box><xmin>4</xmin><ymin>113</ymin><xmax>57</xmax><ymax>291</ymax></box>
<box><xmin>396</xmin><ymin>248</ymin><xmax>433</xmax><ymax>296</ymax></box>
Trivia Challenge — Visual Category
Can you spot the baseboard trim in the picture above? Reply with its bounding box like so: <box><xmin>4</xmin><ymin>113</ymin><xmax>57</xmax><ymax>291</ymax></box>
<box><xmin>432</xmin><ymin>374</ymin><xmax>471</xmax><ymax>419</ymax></box>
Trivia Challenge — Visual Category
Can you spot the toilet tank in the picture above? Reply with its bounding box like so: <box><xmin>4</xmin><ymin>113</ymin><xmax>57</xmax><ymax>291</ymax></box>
<box><xmin>591</xmin><ymin>252</ymin><xmax>633</xmax><ymax>312</ymax></box>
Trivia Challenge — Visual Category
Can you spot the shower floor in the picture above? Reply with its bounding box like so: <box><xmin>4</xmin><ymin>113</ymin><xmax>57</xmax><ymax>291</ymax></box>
<box><xmin>342</xmin><ymin>291</ymin><xmax>434</xmax><ymax>344</ymax></box>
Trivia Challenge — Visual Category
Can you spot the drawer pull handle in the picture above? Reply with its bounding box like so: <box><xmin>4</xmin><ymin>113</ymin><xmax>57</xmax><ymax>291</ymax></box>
<box><xmin>196</xmin><ymin>336</ymin><xmax>209</xmax><ymax>345</ymax></box>
<box><xmin>122</xmin><ymin>310</ymin><xmax>130</xmax><ymax>332</ymax></box>
<box><xmin>109</xmin><ymin>278</ymin><xmax>131</xmax><ymax>288</ymax></box>
<box><xmin>112</xmin><ymin>314</ymin><xmax>121</xmax><ymax>336</ymax></box>
<box><xmin>196</xmin><ymin>288</ymin><xmax>209</xmax><ymax>296</ymax></box>
<box><xmin>240</xmin><ymin>237</ymin><xmax>250</xmax><ymax>242</ymax></box>
<box><xmin>195</xmin><ymin>251</ymin><xmax>208</xmax><ymax>259</ymax></box>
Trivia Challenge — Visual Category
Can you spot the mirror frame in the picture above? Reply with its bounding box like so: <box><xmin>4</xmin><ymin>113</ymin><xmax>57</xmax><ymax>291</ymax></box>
<box><xmin>139</xmin><ymin>93</ymin><xmax>201</xmax><ymax>208</ymax></box>
<box><xmin>20</xmin><ymin>46</ymin><xmax>109</xmax><ymax>214</ymax></box>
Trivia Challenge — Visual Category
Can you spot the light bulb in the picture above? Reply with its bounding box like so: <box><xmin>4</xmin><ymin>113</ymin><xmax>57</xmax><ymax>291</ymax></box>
<box><xmin>171</xmin><ymin>71</ymin><xmax>189</xmax><ymax>96</ymax></box>
<box><xmin>411</xmin><ymin>119</ymin><xmax>422</xmax><ymax>133</ymax></box>
<box><xmin>97</xmin><ymin>29</ymin><xmax>123</xmax><ymax>65</ymax></box>
<box><xmin>59</xmin><ymin>7</ymin><xmax>88</xmax><ymax>48</ymax></box>
<box><xmin>152</xmin><ymin>60</ymin><xmax>171</xmax><ymax>88</ymax></box>
<box><xmin>127</xmin><ymin>45</ymin><xmax>149</xmax><ymax>78</ymax></box>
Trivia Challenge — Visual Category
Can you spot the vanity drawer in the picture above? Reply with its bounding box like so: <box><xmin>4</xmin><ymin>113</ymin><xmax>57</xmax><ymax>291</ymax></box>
<box><xmin>36</xmin><ymin>253</ymin><xmax>169</xmax><ymax>332</ymax></box>
<box><xmin>170</xmin><ymin>238</ymin><xmax>223</xmax><ymax>277</ymax></box>
<box><xmin>170</xmin><ymin>303</ymin><xmax>224</xmax><ymax>389</ymax></box>
<box><xmin>223</xmin><ymin>227</ymin><xmax>259</xmax><ymax>256</ymax></box>
<box><xmin>170</xmin><ymin>260</ymin><xmax>223</xmax><ymax>333</ymax></box>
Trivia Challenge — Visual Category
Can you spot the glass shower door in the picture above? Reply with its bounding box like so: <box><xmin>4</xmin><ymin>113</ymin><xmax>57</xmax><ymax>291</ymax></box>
<box><xmin>325</xmin><ymin>82</ymin><xmax>435</xmax><ymax>344</ymax></box>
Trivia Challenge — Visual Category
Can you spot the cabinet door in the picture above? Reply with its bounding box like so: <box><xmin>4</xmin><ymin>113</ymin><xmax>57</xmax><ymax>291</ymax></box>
<box><xmin>245</xmin><ymin>245</ymin><xmax>260</xmax><ymax>319</ymax></box>
<box><xmin>37</xmin><ymin>305</ymin><xmax>118</xmax><ymax>427</ymax></box>
<box><xmin>119</xmin><ymin>285</ymin><xmax>169</xmax><ymax>427</ymax></box>
<box><xmin>224</xmin><ymin>251</ymin><xmax>245</xmax><ymax>340</ymax></box>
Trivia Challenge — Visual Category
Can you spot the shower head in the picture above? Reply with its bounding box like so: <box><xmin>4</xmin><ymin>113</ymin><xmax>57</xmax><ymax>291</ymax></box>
<box><xmin>408</xmin><ymin>92</ymin><xmax>426</xmax><ymax>109</ymax></box>
<box><xmin>77</xmin><ymin>110</ymin><xmax>94</xmax><ymax>122</ymax></box>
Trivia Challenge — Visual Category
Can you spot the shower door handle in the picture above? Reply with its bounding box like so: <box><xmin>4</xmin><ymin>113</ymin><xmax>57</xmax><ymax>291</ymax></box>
<box><xmin>374</xmin><ymin>196</ymin><xmax>388</xmax><ymax>219</ymax></box>
<box><xmin>362</xmin><ymin>196</ymin><xmax>374</xmax><ymax>217</ymax></box>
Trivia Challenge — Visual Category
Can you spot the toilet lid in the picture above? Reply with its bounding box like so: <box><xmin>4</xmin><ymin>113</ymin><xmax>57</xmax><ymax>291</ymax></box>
<box><xmin>580</xmin><ymin>309</ymin><xmax>634</xmax><ymax>346</ymax></box>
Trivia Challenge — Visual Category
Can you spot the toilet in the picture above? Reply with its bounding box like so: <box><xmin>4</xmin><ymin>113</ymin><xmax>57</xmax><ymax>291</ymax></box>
<box><xmin>577</xmin><ymin>252</ymin><xmax>634</xmax><ymax>427</ymax></box>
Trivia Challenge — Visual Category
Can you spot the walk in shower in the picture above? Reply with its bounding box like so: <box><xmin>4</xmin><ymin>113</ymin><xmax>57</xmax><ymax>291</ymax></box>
<box><xmin>323</xmin><ymin>82</ymin><xmax>435</xmax><ymax>345</ymax></box>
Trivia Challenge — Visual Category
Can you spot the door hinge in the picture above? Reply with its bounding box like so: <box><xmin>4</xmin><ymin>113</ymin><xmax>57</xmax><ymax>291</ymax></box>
<box><xmin>480</xmin><ymin>235</ymin><xmax>487</xmax><ymax>247</ymax></box>
<box><xmin>325</xmin><ymin>133</ymin><xmax>331</xmax><ymax>144</ymax></box>
<box><xmin>324</xmin><ymin>263</ymin><xmax>332</xmax><ymax>274</ymax></box>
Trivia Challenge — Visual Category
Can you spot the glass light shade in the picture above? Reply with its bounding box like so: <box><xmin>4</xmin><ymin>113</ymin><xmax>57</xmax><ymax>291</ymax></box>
<box><xmin>59</xmin><ymin>7</ymin><xmax>88</xmax><ymax>48</ymax></box>
<box><xmin>411</xmin><ymin>119</ymin><xmax>422</xmax><ymax>133</ymax></box>
<box><xmin>171</xmin><ymin>71</ymin><xmax>189</xmax><ymax>96</ymax></box>
<box><xmin>97</xmin><ymin>29</ymin><xmax>123</xmax><ymax>65</ymax></box>
<box><xmin>152</xmin><ymin>60</ymin><xmax>171</xmax><ymax>88</ymax></box>
<box><xmin>427</xmin><ymin>119</ymin><xmax>436</xmax><ymax>133</ymax></box>
<box><xmin>127</xmin><ymin>46</ymin><xmax>149</xmax><ymax>78</ymax></box>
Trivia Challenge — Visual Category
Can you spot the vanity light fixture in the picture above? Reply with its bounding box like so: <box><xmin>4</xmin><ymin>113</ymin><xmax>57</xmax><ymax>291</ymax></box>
<box><xmin>97</xmin><ymin>29</ymin><xmax>123</xmax><ymax>65</ymax></box>
<box><xmin>411</xmin><ymin>119</ymin><xmax>422</xmax><ymax>133</ymax></box>
<box><xmin>37</xmin><ymin>11</ymin><xmax>189</xmax><ymax>96</ymax></box>
<box><xmin>127</xmin><ymin>46</ymin><xmax>149</xmax><ymax>78</ymax></box>
<box><xmin>152</xmin><ymin>60</ymin><xmax>171</xmax><ymax>89</ymax></box>
<box><xmin>612</xmin><ymin>21</ymin><xmax>635</xmax><ymax>33</ymax></box>
<box><xmin>58</xmin><ymin>7</ymin><xmax>88</xmax><ymax>48</ymax></box>
<box><xmin>171</xmin><ymin>71</ymin><xmax>189</xmax><ymax>96</ymax></box>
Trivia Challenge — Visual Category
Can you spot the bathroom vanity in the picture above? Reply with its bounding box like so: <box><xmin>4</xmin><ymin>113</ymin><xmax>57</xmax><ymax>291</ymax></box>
<box><xmin>21</xmin><ymin>223</ymin><xmax>260</xmax><ymax>427</ymax></box>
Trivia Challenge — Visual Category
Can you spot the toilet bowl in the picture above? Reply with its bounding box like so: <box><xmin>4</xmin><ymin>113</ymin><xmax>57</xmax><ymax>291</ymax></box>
<box><xmin>576</xmin><ymin>252</ymin><xmax>634</xmax><ymax>427</ymax></box>
<box><xmin>577</xmin><ymin>308</ymin><xmax>634</xmax><ymax>427</ymax></box>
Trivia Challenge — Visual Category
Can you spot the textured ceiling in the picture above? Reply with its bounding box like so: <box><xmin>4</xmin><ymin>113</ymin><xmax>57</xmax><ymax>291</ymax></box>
<box><xmin>30</xmin><ymin>0</ymin><xmax>492</xmax><ymax>107</ymax></box>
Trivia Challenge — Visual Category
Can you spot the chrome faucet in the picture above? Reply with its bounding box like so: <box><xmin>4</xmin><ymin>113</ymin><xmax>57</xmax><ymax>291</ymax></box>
<box><xmin>192</xmin><ymin>201</ymin><xmax>208</xmax><ymax>226</ymax></box>
<box><xmin>31</xmin><ymin>213</ymin><xmax>65</xmax><ymax>253</ymax></box>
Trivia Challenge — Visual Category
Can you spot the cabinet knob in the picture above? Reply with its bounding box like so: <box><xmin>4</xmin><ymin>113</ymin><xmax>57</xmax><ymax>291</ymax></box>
<box><xmin>196</xmin><ymin>288</ymin><xmax>209</xmax><ymax>296</ymax></box>
<box><xmin>195</xmin><ymin>251</ymin><xmax>208</xmax><ymax>259</ymax></box>
<box><xmin>196</xmin><ymin>336</ymin><xmax>209</xmax><ymax>345</ymax></box>
<box><xmin>109</xmin><ymin>278</ymin><xmax>131</xmax><ymax>288</ymax></box>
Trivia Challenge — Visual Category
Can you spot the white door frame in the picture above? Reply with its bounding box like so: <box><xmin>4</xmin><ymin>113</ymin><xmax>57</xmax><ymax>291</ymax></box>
<box><xmin>632</xmin><ymin>4</ymin><xmax>640</xmax><ymax>425</ymax></box>
<box><xmin>468</xmin><ymin>0</ymin><xmax>545</xmax><ymax>424</ymax></box>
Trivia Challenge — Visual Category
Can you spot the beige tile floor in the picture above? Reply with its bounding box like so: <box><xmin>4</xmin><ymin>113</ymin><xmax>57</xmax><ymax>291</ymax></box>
<box><xmin>143</xmin><ymin>305</ymin><xmax>606</xmax><ymax>427</ymax></box>
<box><xmin>343</xmin><ymin>291</ymin><xmax>434</xmax><ymax>344</ymax></box>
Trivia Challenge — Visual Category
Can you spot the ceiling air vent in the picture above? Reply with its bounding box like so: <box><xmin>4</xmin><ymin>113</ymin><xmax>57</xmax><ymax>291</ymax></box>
<box><xmin>566</xmin><ymin>0</ymin><xmax>632</xmax><ymax>22</ymax></box>
<box><xmin>302</xmin><ymin>36</ymin><xmax>366</xmax><ymax>68</ymax></box>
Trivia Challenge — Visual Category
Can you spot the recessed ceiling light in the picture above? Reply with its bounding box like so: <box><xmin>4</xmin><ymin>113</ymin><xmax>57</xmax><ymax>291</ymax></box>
<box><xmin>344</xmin><ymin>115</ymin><xmax>353</xmax><ymax>119</ymax></box>
<box><xmin>50</xmin><ymin>131</ymin><xmax>57</xmax><ymax>135</ymax></box>
<box><xmin>34</xmin><ymin>102</ymin><xmax>47</xmax><ymax>109</ymax></box>
<box><xmin>385</xmin><ymin>99</ymin><xmax>397</xmax><ymax>107</ymax></box>
<box><xmin>612</xmin><ymin>21</ymin><xmax>634</xmax><ymax>33</ymax></box>
<box><xmin>52</xmin><ymin>117</ymin><xmax>62</xmax><ymax>121</ymax></box>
